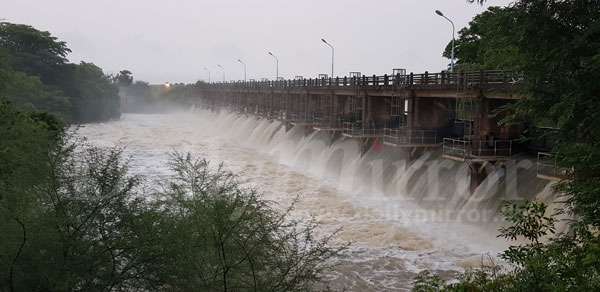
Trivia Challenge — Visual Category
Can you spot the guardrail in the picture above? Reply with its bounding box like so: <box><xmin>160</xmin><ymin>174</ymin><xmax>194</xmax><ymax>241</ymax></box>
<box><xmin>342</xmin><ymin>122</ymin><xmax>383</xmax><ymax>137</ymax></box>
<box><xmin>313</xmin><ymin>116</ymin><xmax>343</xmax><ymax>130</ymax></box>
<box><xmin>537</xmin><ymin>152</ymin><xmax>570</xmax><ymax>180</ymax></box>
<box><xmin>287</xmin><ymin>113</ymin><xmax>313</xmax><ymax>124</ymax></box>
<box><xmin>201</xmin><ymin>70</ymin><xmax>521</xmax><ymax>91</ymax></box>
<box><xmin>443</xmin><ymin>138</ymin><xmax>469</xmax><ymax>158</ymax></box>
<box><xmin>443</xmin><ymin>138</ymin><xmax>513</xmax><ymax>161</ymax></box>
<box><xmin>383</xmin><ymin>128</ymin><xmax>440</xmax><ymax>146</ymax></box>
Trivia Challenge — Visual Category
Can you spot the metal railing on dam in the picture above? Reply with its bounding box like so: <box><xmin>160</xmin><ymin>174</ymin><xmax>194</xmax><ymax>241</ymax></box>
<box><xmin>200</xmin><ymin>70</ymin><xmax>521</xmax><ymax>92</ymax></box>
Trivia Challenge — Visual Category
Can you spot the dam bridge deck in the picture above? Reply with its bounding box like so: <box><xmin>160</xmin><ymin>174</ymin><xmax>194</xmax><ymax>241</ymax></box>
<box><xmin>203</xmin><ymin>70</ymin><xmax>522</xmax><ymax>100</ymax></box>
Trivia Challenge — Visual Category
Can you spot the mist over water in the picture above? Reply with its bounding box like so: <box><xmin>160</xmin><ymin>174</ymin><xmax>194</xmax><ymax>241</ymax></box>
<box><xmin>77</xmin><ymin>110</ymin><xmax>556</xmax><ymax>291</ymax></box>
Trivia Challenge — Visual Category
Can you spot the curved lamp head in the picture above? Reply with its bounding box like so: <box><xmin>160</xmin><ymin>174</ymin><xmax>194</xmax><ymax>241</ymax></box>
<box><xmin>435</xmin><ymin>10</ymin><xmax>444</xmax><ymax>17</ymax></box>
<box><xmin>268</xmin><ymin>51</ymin><xmax>274</xmax><ymax>56</ymax></box>
<box><xmin>321</xmin><ymin>38</ymin><xmax>328</xmax><ymax>44</ymax></box>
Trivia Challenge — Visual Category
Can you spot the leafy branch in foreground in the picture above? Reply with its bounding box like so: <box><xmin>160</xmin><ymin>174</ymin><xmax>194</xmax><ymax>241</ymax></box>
<box><xmin>498</xmin><ymin>201</ymin><xmax>556</xmax><ymax>245</ymax></box>
<box><xmin>413</xmin><ymin>201</ymin><xmax>600</xmax><ymax>291</ymax></box>
<box><xmin>148</xmin><ymin>152</ymin><xmax>348</xmax><ymax>291</ymax></box>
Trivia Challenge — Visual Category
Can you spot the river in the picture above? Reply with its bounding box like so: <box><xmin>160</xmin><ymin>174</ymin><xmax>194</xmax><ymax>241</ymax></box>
<box><xmin>76</xmin><ymin>111</ymin><xmax>554</xmax><ymax>291</ymax></box>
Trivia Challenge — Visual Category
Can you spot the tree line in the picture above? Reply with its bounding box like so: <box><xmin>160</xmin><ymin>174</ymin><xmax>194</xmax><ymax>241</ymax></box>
<box><xmin>0</xmin><ymin>22</ymin><xmax>120</xmax><ymax>123</ymax></box>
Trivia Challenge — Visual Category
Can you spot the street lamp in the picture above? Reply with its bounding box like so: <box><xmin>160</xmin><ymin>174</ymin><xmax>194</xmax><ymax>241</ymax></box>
<box><xmin>268</xmin><ymin>51</ymin><xmax>278</xmax><ymax>80</ymax></box>
<box><xmin>203</xmin><ymin>67</ymin><xmax>211</xmax><ymax>83</ymax></box>
<box><xmin>217</xmin><ymin>64</ymin><xmax>225</xmax><ymax>82</ymax></box>
<box><xmin>435</xmin><ymin>10</ymin><xmax>456</xmax><ymax>72</ymax></box>
<box><xmin>237</xmin><ymin>59</ymin><xmax>246</xmax><ymax>82</ymax></box>
<box><xmin>321</xmin><ymin>38</ymin><xmax>334</xmax><ymax>78</ymax></box>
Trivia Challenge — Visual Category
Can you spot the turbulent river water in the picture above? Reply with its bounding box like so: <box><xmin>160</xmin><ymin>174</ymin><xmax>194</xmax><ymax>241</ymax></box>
<box><xmin>77</xmin><ymin>111</ymin><xmax>556</xmax><ymax>291</ymax></box>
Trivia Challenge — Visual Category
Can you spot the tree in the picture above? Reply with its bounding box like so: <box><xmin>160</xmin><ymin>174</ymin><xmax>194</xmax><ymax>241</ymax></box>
<box><xmin>145</xmin><ymin>153</ymin><xmax>347</xmax><ymax>291</ymax></box>
<box><xmin>0</xmin><ymin>100</ymin><xmax>63</xmax><ymax>292</ymax></box>
<box><xmin>0</xmin><ymin>22</ymin><xmax>121</xmax><ymax>123</ymax></box>
<box><xmin>114</xmin><ymin>69</ymin><xmax>133</xmax><ymax>86</ymax></box>
<box><xmin>442</xmin><ymin>6</ymin><xmax>523</xmax><ymax>70</ymax></box>
<box><xmin>0</xmin><ymin>67</ymin><xmax>71</xmax><ymax>118</ymax></box>
<box><xmin>57</xmin><ymin>62</ymin><xmax>121</xmax><ymax>122</ymax></box>
<box><xmin>0</xmin><ymin>22</ymin><xmax>70</xmax><ymax>85</ymax></box>
<box><xmin>501</xmin><ymin>0</ymin><xmax>600</xmax><ymax>228</ymax></box>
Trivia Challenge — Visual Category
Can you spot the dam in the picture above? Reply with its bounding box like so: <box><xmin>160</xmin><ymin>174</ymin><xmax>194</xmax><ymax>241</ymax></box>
<box><xmin>187</xmin><ymin>70</ymin><xmax>562</xmax><ymax>185</ymax></box>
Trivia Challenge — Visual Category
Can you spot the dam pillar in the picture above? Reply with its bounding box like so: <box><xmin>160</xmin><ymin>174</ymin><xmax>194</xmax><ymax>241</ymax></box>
<box><xmin>469</xmin><ymin>161</ymin><xmax>490</xmax><ymax>193</ymax></box>
<box><xmin>412</xmin><ymin>97</ymin><xmax>451</xmax><ymax>129</ymax></box>
<box><xmin>368</xmin><ymin>95</ymin><xmax>390</xmax><ymax>129</ymax></box>
<box><xmin>408</xmin><ymin>93</ymin><xmax>416</xmax><ymax>129</ymax></box>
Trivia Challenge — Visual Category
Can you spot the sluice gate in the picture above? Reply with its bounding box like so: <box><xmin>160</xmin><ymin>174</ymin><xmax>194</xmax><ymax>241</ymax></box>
<box><xmin>192</xmin><ymin>70</ymin><xmax>562</xmax><ymax>182</ymax></box>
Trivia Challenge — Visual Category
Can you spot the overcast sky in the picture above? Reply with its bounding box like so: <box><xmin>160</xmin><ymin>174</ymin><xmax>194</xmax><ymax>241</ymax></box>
<box><xmin>3</xmin><ymin>0</ymin><xmax>511</xmax><ymax>84</ymax></box>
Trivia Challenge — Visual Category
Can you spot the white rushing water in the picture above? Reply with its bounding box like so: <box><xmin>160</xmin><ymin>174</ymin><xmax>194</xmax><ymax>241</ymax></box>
<box><xmin>77</xmin><ymin>111</ymin><xmax>554</xmax><ymax>291</ymax></box>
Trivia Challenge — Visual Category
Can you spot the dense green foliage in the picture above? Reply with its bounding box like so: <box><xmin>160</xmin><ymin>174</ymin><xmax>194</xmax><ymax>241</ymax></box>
<box><xmin>0</xmin><ymin>100</ymin><xmax>62</xmax><ymax>209</ymax></box>
<box><xmin>0</xmin><ymin>101</ymin><xmax>63</xmax><ymax>292</ymax></box>
<box><xmin>0</xmin><ymin>22</ymin><xmax>120</xmax><ymax>122</ymax></box>
<box><xmin>419</xmin><ymin>0</ymin><xmax>600</xmax><ymax>290</ymax></box>
<box><xmin>0</xmin><ymin>63</ymin><xmax>71</xmax><ymax>119</ymax></box>
<box><xmin>58</xmin><ymin>62</ymin><xmax>120</xmax><ymax>121</ymax></box>
<box><xmin>442</xmin><ymin>7</ymin><xmax>523</xmax><ymax>70</ymax></box>
<box><xmin>113</xmin><ymin>70</ymin><xmax>133</xmax><ymax>87</ymax></box>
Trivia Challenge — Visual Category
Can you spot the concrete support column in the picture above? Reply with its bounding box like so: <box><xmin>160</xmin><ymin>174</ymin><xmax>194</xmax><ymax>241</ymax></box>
<box><xmin>476</xmin><ymin>95</ymin><xmax>488</xmax><ymax>140</ymax></box>
<box><xmin>408</xmin><ymin>94</ymin><xmax>416</xmax><ymax>129</ymax></box>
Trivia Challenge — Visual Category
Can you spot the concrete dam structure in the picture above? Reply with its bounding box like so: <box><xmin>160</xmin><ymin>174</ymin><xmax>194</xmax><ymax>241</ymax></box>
<box><xmin>187</xmin><ymin>70</ymin><xmax>564</xmax><ymax>185</ymax></box>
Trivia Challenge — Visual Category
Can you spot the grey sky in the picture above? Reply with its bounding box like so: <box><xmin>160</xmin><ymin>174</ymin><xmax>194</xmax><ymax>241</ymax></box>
<box><xmin>3</xmin><ymin>0</ymin><xmax>511</xmax><ymax>84</ymax></box>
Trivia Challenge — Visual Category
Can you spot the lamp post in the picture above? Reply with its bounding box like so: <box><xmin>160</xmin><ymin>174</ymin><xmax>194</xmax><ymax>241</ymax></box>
<box><xmin>237</xmin><ymin>59</ymin><xmax>246</xmax><ymax>82</ymax></box>
<box><xmin>268</xmin><ymin>51</ymin><xmax>278</xmax><ymax>80</ymax></box>
<box><xmin>203</xmin><ymin>67</ymin><xmax>211</xmax><ymax>83</ymax></box>
<box><xmin>321</xmin><ymin>38</ymin><xmax>334</xmax><ymax>78</ymax></box>
<box><xmin>217</xmin><ymin>64</ymin><xmax>225</xmax><ymax>82</ymax></box>
<box><xmin>435</xmin><ymin>10</ymin><xmax>455</xmax><ymax>72</ymax></box>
